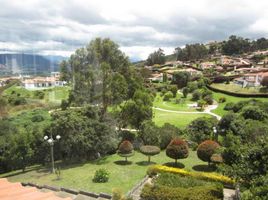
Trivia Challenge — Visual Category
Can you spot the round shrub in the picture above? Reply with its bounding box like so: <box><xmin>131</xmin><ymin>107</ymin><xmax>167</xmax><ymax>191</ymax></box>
<box><xmin>92</xmin><ymin>168</ymin><xmax>109</xmax><ymax>183</ymax></box>
<box><xmin>218</xmin><ymin>97</ymin><xmax>226</xmax><ymax>103</ymax></box>
<box><xmin>197</xmin><ymin>140</ymin><xmax>220</xmax><ymax>165</ymax></box>
<box><xmin>163</xmin><ymin>91</ymin><xmax>173</xmax><ymax>101</ymax></box>
<box><xmin>203</xmin><ymin>95</ymin><xmax>213</xmax><ymax>105</ymax></box>
<box><xmin>191</xmin><ymin>90</ymin><xmax>201</xmax><ymax>101</ymax></box>
<box><xmin>166</xmin><ymin>138</ymin><xmax>189</xmax><ymax>164</ymax></box>
<box><xmin>224</xmin><ymin>102</ymin><xmax>235</xmax><ymax>111</ymax></box>
<box><xmin>118</xmin><ymin>140</ymin><xmax>134</xmax><ymax>162</ymax></box>
<box><xmin>140</xmin><ymin>145</ymin><xmax>160</xmax><ymax>162</ymax></box>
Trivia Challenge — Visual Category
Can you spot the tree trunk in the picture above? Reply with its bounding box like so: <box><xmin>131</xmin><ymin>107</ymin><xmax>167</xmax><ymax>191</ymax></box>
<box><xmin>125</xmin><ymin>157</ymin><xmax>128</xmax><ymax>162</ymax></box>
<box><xmin>148</xmin><ymin>156</ymin><xmax>151</xmax><ymax>163</ymax></box>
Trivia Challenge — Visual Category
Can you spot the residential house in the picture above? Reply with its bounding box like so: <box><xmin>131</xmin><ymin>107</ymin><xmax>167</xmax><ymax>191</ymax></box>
<box><xmin>234</xmin><ymin>72</ymin><xmax>268</xmax><ymax>87</ymax></box>
<box><xmin>22</xmin><ymin>72</ymin><xmax>66</xmax><ymax>89</ymax></box>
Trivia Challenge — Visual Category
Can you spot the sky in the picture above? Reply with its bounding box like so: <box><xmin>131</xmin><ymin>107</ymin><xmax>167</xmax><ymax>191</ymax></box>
<box><xmin>0</xmin><ymin>0</ymin><xmax>268</xmax><ymax>61</ymax></box>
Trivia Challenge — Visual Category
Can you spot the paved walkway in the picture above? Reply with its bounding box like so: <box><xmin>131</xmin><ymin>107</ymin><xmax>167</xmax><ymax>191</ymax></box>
<box><xmin>223</xmin><ymin>188</ymin><xmax>237</xmax><ymax>200</ymax></box>
<box><xmin>129</xmin><ymin>177</ymin><xmax>152</xmax><ymax>200</ymax></box>
<box><xmin>153</xmin><ymin>101</ymin><xmax>222</xmax><ymax>120</ymax></box>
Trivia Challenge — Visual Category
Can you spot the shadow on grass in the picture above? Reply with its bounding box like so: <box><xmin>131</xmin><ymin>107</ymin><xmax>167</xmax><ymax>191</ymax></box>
<box><xmin>91</xmin><ymin>156</ymin><xmax>110</xmax><ymax>165</ymax></box>
<box><xmin>163</xmin><ymin>162</ymin><xmax>185</xmax><ymax>169</ymax></box>
<box><xmin>192</xmin><ymin>164</ymin><xmax>216</xmax><ymax>172</ymax></box>
<box><xmin>2</xmin><ymin>165</ymin><xmax>42</xmax><ymax>178</ymax></box>
<box><xmin>136</xmin><ymin>161</ymin><xmax>156</xmax><ymax>166</ymax></box>
<box><xmin>114</xmin><ymin>160</ymin><xmax>133</xmax><ymax>165</ymax></box>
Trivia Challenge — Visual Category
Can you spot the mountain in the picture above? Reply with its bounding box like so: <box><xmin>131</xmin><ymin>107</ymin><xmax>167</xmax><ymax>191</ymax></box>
<box><xmin>0</xmin><ymin>54</ymin><xmax>68</xmax><ymax>76</ymax></box>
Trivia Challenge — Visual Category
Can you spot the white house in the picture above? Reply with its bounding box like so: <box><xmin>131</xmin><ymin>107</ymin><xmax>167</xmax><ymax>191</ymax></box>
<box><xmin>22</xmin><ymin>72</ymin><xmax>66</xmax><ymax>89</ymax></box>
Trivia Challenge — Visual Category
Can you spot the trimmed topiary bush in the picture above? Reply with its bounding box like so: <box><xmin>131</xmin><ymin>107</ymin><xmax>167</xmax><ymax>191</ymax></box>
<box><xmin>140</xmin><ymin>145</ymin><xmax>160</xmax><ymax>163</ymax></box>
<box><xmin>166</xmin><ymin>138</ymin><xmax>189</xmax><ymax>165</ymax></box>
<box><xmin>93</xmin><ymin>168</ymin><xmax>109</xmax><ymax>183</ymax></box>
<box><xmin>118</xmin><ymin>140</ymin><xmax>134</xmax><ymax>162</ymax></box>
<box><xmin>197</xmin><ymin>140</ymin><xmax>220</xmax><ymax>165</ymax></box>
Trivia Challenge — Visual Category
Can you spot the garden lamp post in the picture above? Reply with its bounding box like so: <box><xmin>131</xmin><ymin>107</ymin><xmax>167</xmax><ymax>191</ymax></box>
<box><xmin>213</xmin><ymin>127</ymin><xmax>218</xmax><ymax>142</ymax></box>
<box><xmin>44</xmin><ymin>134</ymin><xmax>61</xmax><ymax>173</ymax></box>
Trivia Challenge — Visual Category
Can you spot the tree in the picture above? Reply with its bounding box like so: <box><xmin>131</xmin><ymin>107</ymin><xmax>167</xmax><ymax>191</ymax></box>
<box><xmin>140</xmin><ymin>145</ymin><xmax>160</xmax><ymax>163</ymax></box>
<box><xmin>120</xmin><ymin>90</ymin><xmax>153</xmax><ymax>129</ymax></box>
<box><xmin>146</xmin><ymin>48</ymin><xmax>165</xmax><ymax>66</ymax></box>
<box><xmin>221</xmin><ymin>35</ymin><xmax>251</xmax><ymax>55</ymax></box>
<box><xmin>261</xmin><ymin>76</ymin><xmax>268</xmax><ymax>87</ymax></box>
<box><xmin>68</xmin><ymin>38</ymin><xmax>130</xmax><ymax>109</ymax></box>
<box><xmin>241</xmin><ymin>106</ymin><xmax>267</xmax><ymax>121</ymax></box>
<box><xmin>168</xmin><ymin>85</ymin><xmax>178</xmax><ymax>98</ymax></box>
<box><xmin>59</xmin><ymin>60</ymin><xmax>71</xmax><ymax>82</ymax></box>
<box><xmin>182</xmin><ymin>87</ymin><xmax>189</xmax><ymax>98</ymax></box>
<box><xmin>118</xmin><ymin>140</ymin><xmax>134</xmax><ymax>162</ymax></box>
<box><xmin>49</xmin><ymin>106</ymin><xmax>118</xmax><ymax>160</ymax></box>
<box><xmin>159</xmin><ymin>123</ymin><xmax>182</xmax><ymax>150</ymax></box>
<box><xmin>172</xmin><ymin>71</ymin><xmax>191</xmax><ymax>89</ymax></box>
<box><xmin>176</xmin><ymin>43</ymin><xmax>208</xmax><ymax>61</ymax></box>
<box><xmin>10</xmin><ymin>130</ymin><xmax>33</xmax><ymax>172</ymax></box>
<box><xmin>203</xmin><ymin>95</ymin><xmax>213</xmax><ymax>105</ymax></box>
<box><xmin>197</xmin><ymin>100</ymin><xmax>206</xmax><ymax>111</ymax></box>
<box><xmin>166</xmin><ymin>138</ymin><xmax>189</xmax><ymax>165</ymax></box>
<box><xmin>187</xmin><ymin>117</ymin><xmax>218</xmax><ymax>144</ymax></box>
<box><xmin>191</xmin><ymin>90</ymin><xmax>201</xmax><ymax>101</ymax></box>
<box><xmin>197</xmin><ymin>140</ymin><xmax>220</xmax><ymax>165</ymax></box>
<box><xmin>139</xmin><ymin>121</ymin><xmax>159</xmax><ymax>146</ymax></box>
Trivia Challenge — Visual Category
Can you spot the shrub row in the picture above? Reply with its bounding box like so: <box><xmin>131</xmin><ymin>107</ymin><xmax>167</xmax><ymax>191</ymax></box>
<box><xmin>147</xmin><ymin>165</ymin><xmax>235</xmax><ymax>185</ymax></box>
<box><xmin>141</xmin><ymin>183</ymin><xmax>223</xmax><ymax>200</ymax></box>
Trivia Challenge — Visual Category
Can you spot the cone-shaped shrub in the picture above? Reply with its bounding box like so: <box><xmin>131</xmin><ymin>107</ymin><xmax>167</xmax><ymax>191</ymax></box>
<box><xmin>118</xmin><ymin>140</ymin><xmax>134</xmax><ymax>162</ymax></box>
<box><xmin>140</xmin><ymin>145</ymin><xmax>160</xmax><ymax>163</ymax></box>
<box><xmin>197</xmin><ymin>140</ymin><xmax>220</xmax><ymax>165</ymax></box>
<box><xmin>166</xmin><ymin>138</ymin><xmax>189</xmax><ymax>164</ymax></box>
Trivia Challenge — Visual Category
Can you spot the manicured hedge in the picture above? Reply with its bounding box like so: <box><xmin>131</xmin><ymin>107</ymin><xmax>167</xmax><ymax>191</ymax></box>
<box><xmin>141</xmin><ymin>183</ymin><xmax>223</xmax><ymax>200</ymax></box>
<box><xmin>147</xmin><ymin>165</ymin><xmax>235</xmax><ymax>185</ymax></box>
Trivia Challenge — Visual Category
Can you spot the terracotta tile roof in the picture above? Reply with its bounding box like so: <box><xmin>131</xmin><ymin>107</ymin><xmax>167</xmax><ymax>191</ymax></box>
<box><xmin>0</xmin><ymin>178</ymin><xmax>71</xmax><ymax>200</ymax></box>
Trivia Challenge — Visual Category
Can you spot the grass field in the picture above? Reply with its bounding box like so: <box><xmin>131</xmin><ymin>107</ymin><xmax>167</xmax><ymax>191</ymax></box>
<box><xmin>0</xmin><ymin>151</ymin><xmax>210</xmax><ymax>195</ymax></box>
<box><xmin>211</xmin><ymin>83</ymin><xmax>268</xmax><ymax>94</ymax></box>
<box><xmin>153</xmin><ymin>109</ymin><xmax>211</xmax><ymax>128</ymax></box>
<box><xmin>3</xmin><ymin>85</ymin><xmax>70</xmax><ymax>105</ymax></box>
<box><xmin>211</xmin><ymin>90</ymin><xmax>268</xmax><ymax>116</ymax></box>
<box><xmin>153</xmin><ymin>93</ymin><xmax>196</xmax><ymax>112</ymax></box>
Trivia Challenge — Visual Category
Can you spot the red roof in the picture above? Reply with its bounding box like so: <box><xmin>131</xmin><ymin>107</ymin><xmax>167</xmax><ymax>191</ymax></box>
<box><xmin>0</xmin><ymin>178</ymin><xmax>71</xmax><ymax>200</ymax></box>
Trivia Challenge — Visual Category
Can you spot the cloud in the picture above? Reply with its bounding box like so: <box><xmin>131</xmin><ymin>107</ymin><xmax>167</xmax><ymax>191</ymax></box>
<box><xmin>0</xmin><ymin>0</ymin><xmax>268</xmax><ymax>60</ymax></box>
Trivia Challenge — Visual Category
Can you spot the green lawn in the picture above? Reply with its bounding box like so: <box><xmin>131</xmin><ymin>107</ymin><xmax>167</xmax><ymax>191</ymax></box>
<box><xmin>0</xmin><ymin>151</ymin><xmax>208</xmax><ymax>195</ymax></box>
<box><xmin>153</xmin><ymin>93</ymin><xmax>196</xmax><ymax>112</ymax></box>
<box><xmin>3</xmin><ymin>85</ymin><xmax>70</xmax><ymax>105</ymax></box>
<box><xmin>211</xmin><ymin>90</ymin><xmax>268</xmax><ymax>116</ymax></box>
<box><xmin>153</xmin><ymin>109</ymin><xmax>211</xmax><ymax>128</ymax></box>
